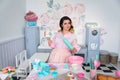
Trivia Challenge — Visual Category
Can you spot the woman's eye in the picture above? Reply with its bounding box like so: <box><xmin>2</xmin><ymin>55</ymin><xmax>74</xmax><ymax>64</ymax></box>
<box><xmin>63</xmin><ymin>23</ymin><xmax>67</xmax><ymax>25</ymax></box>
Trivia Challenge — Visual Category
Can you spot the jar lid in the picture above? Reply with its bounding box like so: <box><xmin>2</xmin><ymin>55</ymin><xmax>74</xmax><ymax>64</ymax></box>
<box><xmin>100</xmin><ymin>50</ymin><xmax>109</xmax><ymax>53</ymax></box>
<box><xmin>100</xmin><ymin>50</ymin><xmax>109</xmax><ymax>55</ymax></box>
<box><xmin>110</xmin><ymin>52</ymin><xmax>118</xmax><ymax>56</ymax></box>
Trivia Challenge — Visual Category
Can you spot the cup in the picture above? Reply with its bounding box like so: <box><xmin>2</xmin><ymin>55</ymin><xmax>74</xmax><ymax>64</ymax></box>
<box><xmin>71</xmin><ymin>64</ymin><xmax>78</xmax><ymax>70</ymax></box>
<box><xmin>94</xmin><ymin>60</ymin><xmax>100</xmax><ymax>69</ymax></box>
<box><xmin>67</xmin><ymin>72</ymin><xmax>73</xmax><ymax>80</ymax></box>
<box><xmin>90</xmin><ymin>69</ymin><xmax>96</xmax><ymax>80</ymax></box>
<box><xmin>71</xmin><ymin>64</ymin><xmax>80</xmax><ymax>72</ymax></box>
<box><xmin>115</xmin><ymin>70</ymin><xmax>120</xmax><ymax>77</ymax></box>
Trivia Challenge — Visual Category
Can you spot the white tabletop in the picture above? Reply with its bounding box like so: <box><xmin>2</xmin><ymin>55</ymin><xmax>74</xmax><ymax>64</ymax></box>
<box><xmin>28</xmin><ymin>53</ymin><xmax>50</xmax><ymax>71</ymax></box>
<box><xmin>29</xmin><ymin>53</ymin><xmax>50</xmax><ymax>62</ymax></box>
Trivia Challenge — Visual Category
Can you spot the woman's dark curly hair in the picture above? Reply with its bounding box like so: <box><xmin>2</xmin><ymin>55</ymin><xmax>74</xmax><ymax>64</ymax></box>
<box><xmin>59</xmin><ymin>16</ymin><xmax>74</xmax><ymax>33</ymax></box>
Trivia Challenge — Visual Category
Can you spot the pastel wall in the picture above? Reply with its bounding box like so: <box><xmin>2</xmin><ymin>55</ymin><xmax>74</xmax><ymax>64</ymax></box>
<box><xmin>0</xmin><ymin>0</ymin><xmax>26</xmax><ymax>68</ymax></box>
<box><xmin>0</xmin><ymin>0</ymin><xmax>26</xmax><ymax>43</ymax></box>
<box><xmin>26</xmin><ymin>0</ymin><xmax>120</xmax><ymax>60</ymax></box>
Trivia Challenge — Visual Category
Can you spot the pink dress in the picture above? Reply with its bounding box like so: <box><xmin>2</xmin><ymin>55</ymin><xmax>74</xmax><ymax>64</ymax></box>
<box><xmin>48</xmin><ymin>32</ymin><xmax>80</xmax><ymax>63</ymax></box>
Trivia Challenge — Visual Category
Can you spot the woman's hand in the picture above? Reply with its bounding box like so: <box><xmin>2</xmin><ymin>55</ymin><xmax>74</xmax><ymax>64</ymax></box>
<box><xmin>47</xmin><ymin>38</ymin><xmax>52</xmax><ymax>46</ymax></box>
<box><xmin>71</xmin><ymin>48</ymin><xmax>77</xmax><ymax>53</ymax></box>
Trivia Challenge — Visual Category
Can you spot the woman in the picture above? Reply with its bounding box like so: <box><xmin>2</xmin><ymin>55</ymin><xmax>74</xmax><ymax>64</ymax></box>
<box><xmin>47</xmin><ymin>16</ymin><xmax>80</xmax><ymax>63</ymax></box>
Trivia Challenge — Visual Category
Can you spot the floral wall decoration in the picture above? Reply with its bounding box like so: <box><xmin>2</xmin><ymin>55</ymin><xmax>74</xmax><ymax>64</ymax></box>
<box><xmin>100</xmin><ymin>27</ymin><xmax>107</xmax><ymax>46</ymax></box>
<box><xmin>37</xmin><ymin>0</ymin><xmax>86</xmax><ymax>46</ymax></box>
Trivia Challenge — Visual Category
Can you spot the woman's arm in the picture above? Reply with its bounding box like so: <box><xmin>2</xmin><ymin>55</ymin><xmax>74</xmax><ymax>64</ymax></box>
<box><xmin>71</xmin><ymin>36</ymin><xmax>81</xmax><ymax>53</ymax></box>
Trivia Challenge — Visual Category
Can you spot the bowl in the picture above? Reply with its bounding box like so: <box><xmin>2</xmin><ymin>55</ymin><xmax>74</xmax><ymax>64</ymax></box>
<box><xmin>68</xmin><ymin>56</ymin><xmax>84</xmax><ymax>65</ymax></box>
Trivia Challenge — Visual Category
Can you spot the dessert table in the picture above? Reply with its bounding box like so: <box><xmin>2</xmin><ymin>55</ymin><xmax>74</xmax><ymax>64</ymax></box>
<box><xmin>27</xmin><ymin>52</ymin><xmax>118</xmax><ymax>80</ymax></box>
<box><xmin>26</xmin><ymin>63</ymin><xmax>89</xmax><ymax>80</ymax></box>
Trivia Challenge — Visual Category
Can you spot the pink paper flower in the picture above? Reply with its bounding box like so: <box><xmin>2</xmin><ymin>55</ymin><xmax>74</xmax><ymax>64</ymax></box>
<box><xmin>62</xmin><ymin>4</ymin><xmax>73</xmax><ymax>15</ymax></box>
<box><xmin>39</xmin><ymin>13</ymin><xmax>50</xmax><ymax>25</ymax></box>
<box><xmin>74</xmin><ymin>3</ymin><xmax>85</xmax><ymax>14</ymax></box>
<box><xmin>71</xmin><ymin>16</ymin><xmax>80</xmax><ymax>27</ymax></box>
